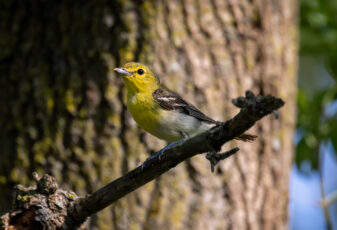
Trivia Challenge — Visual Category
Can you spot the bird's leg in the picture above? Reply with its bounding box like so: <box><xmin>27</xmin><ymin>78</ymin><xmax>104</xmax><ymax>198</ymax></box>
<box><xmin>141</xmin><ymin>132</ymin><xmax>189</xmax><ymax>169</ymax></box>
<box><xmin>148</xmin><ymin>141</ymin><xmax>183</xmax><ymax>160</ymax></box>
<box><xmin>151</xmin><ymin>132</ymin><xmax>189</xmax><ymax>160</ymax></box>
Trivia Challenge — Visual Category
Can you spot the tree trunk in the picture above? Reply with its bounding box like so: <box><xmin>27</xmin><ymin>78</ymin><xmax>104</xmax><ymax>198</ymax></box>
<box><xmin>0</xmin><ymin>0</ymin><xmax>297</xmax><ymax>229</ymax></box>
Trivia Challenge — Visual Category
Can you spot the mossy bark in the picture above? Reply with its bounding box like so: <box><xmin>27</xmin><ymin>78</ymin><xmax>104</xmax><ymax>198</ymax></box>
<box><xmin>0</xmin><ymin>0</ymin><xmax>297</xmax><ymax>229</ymax></box>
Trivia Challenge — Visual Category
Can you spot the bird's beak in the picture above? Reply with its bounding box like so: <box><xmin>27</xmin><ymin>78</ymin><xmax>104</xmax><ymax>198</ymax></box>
<box><xmin>114</xmin><ymin>68</ymin><xmax>132</xmax><ymax>76</ymax></box>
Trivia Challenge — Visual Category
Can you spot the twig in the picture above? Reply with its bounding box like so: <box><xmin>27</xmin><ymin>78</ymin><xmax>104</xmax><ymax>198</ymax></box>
<box><xmin>318</xmin><ymin>150</ymin><xmax>333</xmax><ymax>230</ymax></box>
<box><xmin>320</xmin><ymin>190</ymin><xmax>337</xmax><ymax>208</ymax></box>
<box><xmin>206</xmin><ymin>148</ymin><xmax>240</xmax><ymax>172</ymax></box>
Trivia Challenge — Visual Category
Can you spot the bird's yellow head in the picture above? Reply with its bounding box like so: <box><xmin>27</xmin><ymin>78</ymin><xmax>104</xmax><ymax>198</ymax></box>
<box><xmin>114</xmin><ymin>62</ymin><xmax>160</xmax><ymax>94</ymax></box>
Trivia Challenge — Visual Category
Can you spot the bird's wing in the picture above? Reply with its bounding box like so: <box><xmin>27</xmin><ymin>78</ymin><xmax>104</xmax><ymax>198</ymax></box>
<box><xmin>153</xmin><ymin>88</ymin><xmax>216</xmax><ymax>124</ymax></box>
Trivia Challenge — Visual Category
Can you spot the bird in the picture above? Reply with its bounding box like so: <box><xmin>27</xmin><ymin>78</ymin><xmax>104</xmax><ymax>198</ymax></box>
<box><xmin>114</xmin><ymin>62</ymin><xmax>254</xmax><ymax>163</ymax></box>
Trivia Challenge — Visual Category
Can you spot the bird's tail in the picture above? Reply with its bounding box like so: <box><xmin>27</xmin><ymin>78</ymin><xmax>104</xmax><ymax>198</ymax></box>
<box><xmin>234</xmin><ymin>133</ymin><xmax>257</xmax><ymax>142</ymax></box>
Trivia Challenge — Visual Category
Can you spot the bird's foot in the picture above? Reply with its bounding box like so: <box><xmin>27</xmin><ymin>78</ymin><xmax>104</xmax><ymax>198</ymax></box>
<box><xmin>145</xmin><ymin>148</ymin><xmax>166</xmax><ymax>163</ymax></box>
<box><xmin>141</xmin><ymin>137</ymin><xmax>188</xmax><ymax>170</ymax></box>
<box><xmin>140</xmin><ymin>147</ymin><xmax>170</xmax><ymax>170</ymax></box>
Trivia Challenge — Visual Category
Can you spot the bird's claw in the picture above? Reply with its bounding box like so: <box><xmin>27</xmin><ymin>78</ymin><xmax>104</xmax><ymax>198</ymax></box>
<box><xmin>141</xmin><ymin>137</ymin><xmax>188</xmax><ymax>170</ymax></box>
<box><xmin>141</xmin><ymin>149</ymin><xmax>165</xmax><ymax>170</ymax></box>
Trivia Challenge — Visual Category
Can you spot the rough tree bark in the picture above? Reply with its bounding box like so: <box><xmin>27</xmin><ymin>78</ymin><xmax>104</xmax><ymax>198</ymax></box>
<box><xmin>0</xmin><ymin>0</ymin><xmax>297</xmax><ymax>230</ymax></box>
<box><xmin>1</xmin><ymin>93</ymin><xmax>284</xmax><ymax>229</ymax></box>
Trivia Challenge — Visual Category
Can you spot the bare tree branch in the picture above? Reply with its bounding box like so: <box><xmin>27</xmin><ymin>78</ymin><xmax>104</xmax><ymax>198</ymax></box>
<box><xmin>1</xmin><ymin>91</ymin><xmax>284</xmax><ymax>230</ymax></box>
<box><xmin>65</xmin><ymin>91</ymin><xmax>284</xmax><ymax>228</ymax></box>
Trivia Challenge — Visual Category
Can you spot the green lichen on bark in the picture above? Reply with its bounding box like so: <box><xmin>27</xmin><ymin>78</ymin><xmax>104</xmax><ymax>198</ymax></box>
<box><xmin>0</xmin><ymin>0</ymin><xmax>162</xmax><ymax>228</ymax></box>
<box><xmin>0</xmin><ymin>1</ymin><xmax>148</xmax><ymax>228</ymax></box>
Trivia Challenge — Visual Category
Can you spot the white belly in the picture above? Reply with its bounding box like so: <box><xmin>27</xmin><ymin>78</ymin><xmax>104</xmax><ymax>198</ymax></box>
<box><xmin>153</xmin><ymin>111</ymin><xmax>215</xmax><ymax>142</ymax></box>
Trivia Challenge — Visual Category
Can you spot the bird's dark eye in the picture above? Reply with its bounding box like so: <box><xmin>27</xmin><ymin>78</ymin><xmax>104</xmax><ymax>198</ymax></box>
<box><xmin>137</xmin><ymin>69</ymin><xmax>144</xmax><ymax>75</ymax></box>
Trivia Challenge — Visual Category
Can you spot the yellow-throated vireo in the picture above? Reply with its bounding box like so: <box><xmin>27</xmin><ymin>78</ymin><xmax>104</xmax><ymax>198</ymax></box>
<box><xmin>114</xmin><ymin>62</ymin><xmax>252</xmax><ymax>160</ymax></box>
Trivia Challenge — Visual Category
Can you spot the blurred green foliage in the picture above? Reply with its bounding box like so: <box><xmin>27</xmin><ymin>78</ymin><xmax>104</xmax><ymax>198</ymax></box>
<box><xmin>297</xmin><ymin>0</ymin><xmax>337</xmax><ymax>171</ymax></box>
<box><xmin>301</xmin><ymin>0</ymin><xmax>337</xmax><ymax>54</ymax></box>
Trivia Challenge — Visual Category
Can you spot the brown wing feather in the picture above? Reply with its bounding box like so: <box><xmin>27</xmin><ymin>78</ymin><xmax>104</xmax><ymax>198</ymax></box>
<box><xmin>153</xmin><ymin>88</ymin><xmax>216</xmax><ymax>124</ymax></box>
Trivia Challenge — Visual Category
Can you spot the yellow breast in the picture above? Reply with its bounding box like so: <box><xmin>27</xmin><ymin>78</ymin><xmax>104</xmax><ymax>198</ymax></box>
<box><xmin>127</xmin><ymin>91</ymin><xmax>161</xmax><ymax>134</ymax></box>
